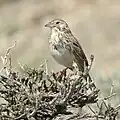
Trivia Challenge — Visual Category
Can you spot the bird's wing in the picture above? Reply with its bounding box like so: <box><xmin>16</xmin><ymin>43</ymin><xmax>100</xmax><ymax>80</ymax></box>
<box><xmin>72</xmin><ymin>36</ymin><xmax>88</xmax><ymax>71</ymax></box>
<box><xmin>61</xmin><ymin>32</ymin><xmax>88</xmax><ymax>71</ymax></box>
<box><xmin>65</xmin><ymin>32</ymin><xmax>88</xmax><ymax>71</ymax></box>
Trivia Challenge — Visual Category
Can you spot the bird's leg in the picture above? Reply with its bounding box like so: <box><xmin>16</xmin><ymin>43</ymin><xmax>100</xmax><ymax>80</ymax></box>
<box><xmin>56</xmin><ymin>67</ymin><xmax>68</xmax><ymax>77</ymax></box>
<box><xmin>61</xmin><ymin>67</ymin><xmax>69</xmax><ymax>76</ymax></box>
<box><xmin>53</xmin><ymin>68</ymin><xmax>69</xmax><ymax>83</ymax></box>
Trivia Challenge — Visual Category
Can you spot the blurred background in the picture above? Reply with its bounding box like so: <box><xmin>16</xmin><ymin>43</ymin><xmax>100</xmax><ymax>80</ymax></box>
<box><xmin>0</xmin><ymin>0</ymin><xmax>120</xmax><ymax>106</ymax></box>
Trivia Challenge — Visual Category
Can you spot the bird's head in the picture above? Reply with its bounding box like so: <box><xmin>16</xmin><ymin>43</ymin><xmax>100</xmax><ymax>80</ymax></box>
<box><xmin>45</xmin><ymin>19</ymin><xmax>70</xmax><ymax>32</ymax></box>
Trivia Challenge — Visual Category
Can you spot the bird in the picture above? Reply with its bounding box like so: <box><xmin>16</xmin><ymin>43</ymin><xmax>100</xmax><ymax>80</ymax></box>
<box><xmin>45</xmin><ymin>19</ymin><xmax>88</xmax><ymax>72</ymax></box>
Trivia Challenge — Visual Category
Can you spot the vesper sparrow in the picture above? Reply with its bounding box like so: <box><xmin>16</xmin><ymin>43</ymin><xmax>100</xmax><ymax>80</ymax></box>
<box><xmin>45</xmin><ymin>19</ymin><xmax>88</xmax><ymax>72</ymax></box>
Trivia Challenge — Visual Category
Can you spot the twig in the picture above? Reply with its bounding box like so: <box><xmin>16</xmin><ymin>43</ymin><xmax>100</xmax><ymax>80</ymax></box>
<box><xmin>18</xmin><ymin>61</ymin><xmax>26</xmax><ymax>72</ymax></box>
<box><xmin>99</xmin><ymin>92</ymin><xmax>117</xmax><ymax>102</ymax></box>
<box><xmin>0</xmin><ymin>41</ymin><xmax>16</xmax><ymax>75</ymax></box>
<box><xmin>88</xmin><ymin>54</ymin><xmax>94</xmax><ymax>72</ymax></box>
<box><xmin>88</xmin><ymin>105</ymin><xmax>96</xmax><ymax>114</ymax></box>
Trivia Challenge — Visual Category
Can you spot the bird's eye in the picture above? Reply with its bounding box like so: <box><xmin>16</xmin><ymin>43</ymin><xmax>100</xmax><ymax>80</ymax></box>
<box><xmin>56</xmin><ymin>21</ymin><xmax>60</xmax><ymax>24</ymax></box>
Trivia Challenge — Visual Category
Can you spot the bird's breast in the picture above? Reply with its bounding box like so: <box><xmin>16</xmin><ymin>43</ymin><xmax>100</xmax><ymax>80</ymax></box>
<box><xmin>49</xmin><ymin>37</ymin><xmax>66</xmax><ymax>57</ymax></box>
<box><xmin>49</xmin><ymin>33</ymin><xmax>74</xmax><ymax>67</ymax></box>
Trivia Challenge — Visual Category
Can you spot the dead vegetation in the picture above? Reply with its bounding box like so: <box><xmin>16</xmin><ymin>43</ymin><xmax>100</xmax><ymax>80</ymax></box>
<box><xmin>0</xmin><ymin>42</ymin><xmax>119</xmax><ymax>120</ymax></box>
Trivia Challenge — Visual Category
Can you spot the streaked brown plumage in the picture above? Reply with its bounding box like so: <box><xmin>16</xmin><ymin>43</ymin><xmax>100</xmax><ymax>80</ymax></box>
<box><xmin>45</xmin><ymin>19</ymin><xmax>88</xmax><ymax>72</ymax></box>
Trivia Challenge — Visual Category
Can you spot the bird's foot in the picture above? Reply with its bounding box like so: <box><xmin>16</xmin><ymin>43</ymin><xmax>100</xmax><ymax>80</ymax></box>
<box><xmin>57</xmin><ymin>68</ymin><xmax>68</xmax><ymax>77</ymax></box>
<box><xmin>52</xmin><ymin>68</ymin><xmax>68</xmax><ymax>82</ymax></box>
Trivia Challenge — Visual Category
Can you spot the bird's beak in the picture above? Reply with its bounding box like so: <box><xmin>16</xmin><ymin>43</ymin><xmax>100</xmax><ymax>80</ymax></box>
<box><xmin>45</xmin><ymin>22</ymin><xmax>54</xmax><ymax>28</ymax></box>
<box><xmin>45</xmin><ymin>23</ymin><xmax>49</xmax><ymax>27</ymax></box>
<box><xmin>45</xmin><ymin>22</ymin><xmax>51</xmax><ymax>28</ymax></box>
